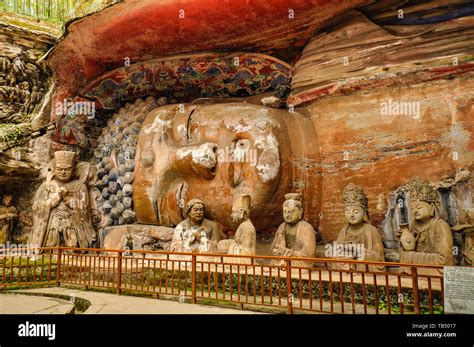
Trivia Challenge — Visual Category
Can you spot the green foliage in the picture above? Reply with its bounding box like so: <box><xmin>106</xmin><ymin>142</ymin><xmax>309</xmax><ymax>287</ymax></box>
<box><xmin>0</xmin><ymin>256</ymin><xmax>58</xmax><ymax>285</ymax></box>
<box><xmin>2</xmin><ymin>0</ymin><xmax>75</xmax><ymax>24</ymax></box>
<box><xmin>1</xmin><ymin>0</ymin><xmax>120</xmax><ymax>25</ymax></box>
<box><xmin>0</xmin><ymin>123</ymin><xmax>31</xmax><ymax>148</ymax></box>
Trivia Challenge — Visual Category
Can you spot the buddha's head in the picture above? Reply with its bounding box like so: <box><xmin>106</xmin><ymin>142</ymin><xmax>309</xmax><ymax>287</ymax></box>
<box><xmin>133</xmin><ymin>103</ymin><xmax>317</xmax><ymax>230</ymax></box>
<box><xmin>231</xmin><ymin>194</ymin><xmax>251</xmax><ymax>224</ymax></box>
<box><xmin>282</xmin><ymin>193</ymin><xmax>303</xmax><ymax>226</ymax></box>
<box><xmin>53</xmin><ymin>151</ymin><xmax>76</xmax><ymax>182</ymax></box>
<box><xmin>2</xmin><ymin>195</ymin><xmax>12</xmax><ymax>206</ymax></box>
<box><xmin>407</xmin><ymin>177</ymin><xmax>439</xmax><ymax>223</ymax></box>
<box><xmin>186</xmin><ymin>199</ymin><xmax>205</xmax><ymax>226</ymax></box>
<box><xmin>343</xmin><ymin>183</ymin><xmax>369</xmax><ymax>226</ymax></box>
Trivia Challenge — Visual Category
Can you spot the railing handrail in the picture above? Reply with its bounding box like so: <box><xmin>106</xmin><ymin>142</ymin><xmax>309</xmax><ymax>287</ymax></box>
<box><xmin>1</xmin><ymin>246</ymin><xmax>450</xmax><ymax>314</ymax></box>
<box><xmin>1</xmin><ymin>246</ymin><xmax>461</xmax><ymax>270</ymax></box>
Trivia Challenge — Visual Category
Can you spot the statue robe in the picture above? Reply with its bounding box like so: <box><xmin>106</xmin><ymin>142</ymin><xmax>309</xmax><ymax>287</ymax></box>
<box><xmin>0</xmin><ymin>204</ymin><xmax>17</xmax><ymax>244</ymax></box>
<box><xmin>333</xmin><ymin>223</ymin><xmax>385</xmax><ymax>272</ymax></box>
<box><xmin>32</xmin><ymin>175</ymin><xmax>96</xmax><ymax>251</ymax></box>
<box><xmin>400</xmin><ymin>217</ymin><xmax>454</xmax><ymax>276</ymax></box>
<box><xmin>271</xmin><ymin>220</ymin><xmax>316</xmax><ymax>268</ymax></box>
<box><xmin>223</xmin><ymin>219</ymin><xmax>256</xmax><ymax>264</ymax></box>
<box><xmin>170</xmin><ymin>217</ymin><xmax>219</xmax><ymax>253</ymax></box>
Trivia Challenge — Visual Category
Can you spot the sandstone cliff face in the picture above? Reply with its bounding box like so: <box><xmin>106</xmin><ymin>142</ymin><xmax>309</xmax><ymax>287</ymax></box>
<box><xmin>291</xmin><ymin>4</ymin><xmax>474</xmax><ymax>240</ymax></box>
<box><xmin>0</xmin><ymin>14</ymin><xmax>56</xmax><ymax>179</ymax></box>
<box><xmin>306</xmin><ymin>77</ymin><xmax>474</xmax><ymax>240</ymax></box>
<box><xmin>4</xmin><ymin>0</ymin><xmax>474</xmax><ymax>251</ymax></box>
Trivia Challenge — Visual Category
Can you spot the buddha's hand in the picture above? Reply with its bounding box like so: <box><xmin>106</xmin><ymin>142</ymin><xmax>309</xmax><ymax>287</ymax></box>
<box><xmin>49</xmin><ymin>192</ymin><xmax>62</xmax><ymax>207</ymax></box>
<box><xmin>192</xmin><ymin>231</ymin><xmax>201</xmax><ymax>242</ymax></box>
<box><xmin>273</xmin><ymin>245</ymin><xmax>288</xmax><ymax>256</ymax></box>
<box><xmin>272</xmin><ymin>247</ymin><xmax>281</xmax><ymax>256</ymax></box>
<box><xmin>59</xmin><ymin>187</ymin><xmax>68</xmax><ymax>198</ymax></box>
<box><xmin>400</xmin><ymin>229</ymin><xmax>416</xmax><ymax>251</ymax></box>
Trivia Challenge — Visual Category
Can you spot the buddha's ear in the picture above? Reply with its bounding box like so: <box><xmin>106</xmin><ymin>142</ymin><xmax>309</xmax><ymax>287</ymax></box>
<box><xmin>430</xmin><ymin>203</ymin><xmax>436</xmax><ymax>217</ymax></box>
<box><xmin>298</xmin><ymin>208</ymin><xmax>303</xmax><ymax>219</ymax></box>
<box><xmin>363</xmin><ymin>213</ymin><xmax>369</xmax><ymax>223</ymax></box>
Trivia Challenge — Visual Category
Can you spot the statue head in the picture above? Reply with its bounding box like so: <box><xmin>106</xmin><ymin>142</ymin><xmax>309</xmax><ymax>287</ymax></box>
<box><xmin>186</xmin><ymin>198</ymin><xmax>205</xmax><ymax>225</ymax></box>
<box><xmin>231</xmin><ymin>194</ymin><xmax>251</xmax><ymax>223</ymax></box>
<box><xmin>283</xmin><ymin>193</ymin><xmax>303</xmax><ymax>226</ymax></box>
<box><xmin>53</xmin><ymin>151</ymin><xmax>76</xmax><ymax>182</ymax></box>
<box><xmin>407</xmin><ymin>177</ymin><xmax>438</xmax><ymax>222</ymax></box>
<box><xmin>2</xmin><ymin>195</ymin><xmax>12</xmax><ymax>206</ymax></box>
<box><xmin>343</xmin><ymin>183</ymin><xmax>369</xmax><ymax>226</ymax></box>
<box><xmin>134</xmin><ymin>103</ymin><xmax>315</xmax><ymax>230</ymax></box>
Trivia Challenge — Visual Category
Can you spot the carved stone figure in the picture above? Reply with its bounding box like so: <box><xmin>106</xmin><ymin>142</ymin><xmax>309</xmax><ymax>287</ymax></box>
<box><xmin>332</xmin><ymin>184</ymin><xmax>385</xmax><ymax>272</ymax></box>
<box><xmin>133</xmin><ymin>103</ymin><xmax>321</xmax><ymax>232</ymax></box>
<box><xmin>0</xmin><ymin>195</ymin><xmax>18</xmax><ymax>244</ymax></box>
<box><xmin>170</xmin><ymin>198</ymin><xmax>219</xmax><ymax>253</ymax></box>
<box><xmin>217</xmin><ymin>194</ymin><xmax>256</xmax><ymax>263</ymax></box>
<box><xmin>399</xmin><ymin>177</ymin><xmax>454</xmax><ymax>275</ymax></box>
<box><xmin>32</xmin><ymin>151</ymin><xmax>97</xmax><ymax>251</ymax></box>
<box><xmin>271</xmin><ymin>193</ymin><xmax>316</xmax><ymax>267</ymax></box>
<box><xmin>0</xmin><ymin>54</ymin><xmax>46</xmax><ymax>120</ymax></box>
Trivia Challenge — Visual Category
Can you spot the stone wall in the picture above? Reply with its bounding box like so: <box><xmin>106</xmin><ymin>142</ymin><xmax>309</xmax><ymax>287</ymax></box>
<box><xmin>306</xmin><ymin>76</ymin><xmax>474</xmax><ymax>240</ymax></box>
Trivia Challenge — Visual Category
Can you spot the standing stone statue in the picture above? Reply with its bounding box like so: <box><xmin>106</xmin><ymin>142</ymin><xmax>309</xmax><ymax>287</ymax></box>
<box><xmin>399</xmin><ymin>177</ymin><xmax>454</xmax><ymax>275</ymax></box>
<box><xmin>170</xmin><ymin>198</ymin><xmax>219</xmax><ymax>253</ymax></box>
<box><xmin>32</xmin><ymin>151</ymin><xmax>97</xmax><ymax>250</ymax></box>
<box><xmin>332</xmin><ymin>183</ymin><xmax>385</xmax><ymax>272</ymax></box>
<box><xmin>217</xmin><ymin>194</ymin><xmax>256</xmax><ymax>263</ymax></box>
<box><xmin>0</xmin><ymin>195</ymin><xmax>17</xmax><ymax>244</ymax></box>
<box><xmin>271</xmin><ymin>193</ymin><xmax>316</xmax><ymax>267</ymax></box>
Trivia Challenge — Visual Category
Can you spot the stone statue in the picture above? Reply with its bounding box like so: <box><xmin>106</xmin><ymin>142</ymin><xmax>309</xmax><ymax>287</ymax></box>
<box><xmin>32</xmin><ymin>151</ymin><xmax>97</xmax><ymax>251</ymax></box>
<box><xmin>399</xmin><ymin>177</ymin><xmax>454</xmax><ymax>275</ymax></box>
<box><xmin>217</xmin><ymin>194</ymin><xmax>256</xmax><ymax>263</ymax></box>
<box><xmin>0</xmin><ymin>195</ymin><xmax>18</xmax><ymax>244</ymax></box>
<box><xmin>332</xmin><ymin>184</ymin><xmax>385</xmax><ymax>272</ymax></box>
<box><xmin>133</xmin><ymin>103</ymin><xmax>321</xmax><ymax>233</ymax></box>
<box><xmin>270</xmin><ymin>193</ymin><xmax>316</xmax><ymax>267</ymax></box>
<box><xmin>170</xmin><ymin>198</ymin><xmax>219</xmax><ymax>253</ymax></box>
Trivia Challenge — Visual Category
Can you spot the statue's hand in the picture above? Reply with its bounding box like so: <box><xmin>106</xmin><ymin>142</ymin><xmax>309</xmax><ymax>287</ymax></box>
<box><xmin>49</xmin><ymin>193</ymin><xmax>62</xmax><ymax>207</ymax></box>
<box><xmin>193</xmin><ymin>231</ymin><xmax>201</xmax><ymax>242</ymax></box>
<box><xmin>400</xmin><ymin>229</ymin><xmax>417</xmax><ymax>251</ymax></box>
<box><xmin>273</xmin><ymin>245</ymin><xmax>287</xmax><ymax>256</ymax></box>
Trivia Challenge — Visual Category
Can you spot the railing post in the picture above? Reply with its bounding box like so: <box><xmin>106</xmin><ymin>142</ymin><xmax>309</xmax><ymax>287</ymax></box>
<box><xmin>191</xmin><ymin>254</ymin><xmax>197</xmax><ymax>304</ymax></box>
<box><xmin>55</xmin><ymin>247</ymin><xmax>62</xmax><ymax>287</ymax></box>
<box><xmin>117</xmin><ymin>251</ymin><xmax>122</xmax><ymax>295</ymax></box>
<box><xmin>286</xmin><ymin>259</ymin><xmax>293</xmax><ymax>315</ymax></box>
<box><xmin>411</xmin><ymin>266</ymin><xmax>420</xmax><ymax>314</ymax></box>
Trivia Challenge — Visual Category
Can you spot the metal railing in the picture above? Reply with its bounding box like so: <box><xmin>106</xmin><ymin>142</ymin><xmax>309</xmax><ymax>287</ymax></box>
<box><xmin>1</xmin><ymin>246</ymin><xmax>449</xmax><ymax>314</ymax></box>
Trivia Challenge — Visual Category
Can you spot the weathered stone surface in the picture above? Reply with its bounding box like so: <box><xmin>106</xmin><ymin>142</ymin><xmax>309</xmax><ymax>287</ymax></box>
<box><xmin>49</xmin><ymin>0</ymin><xmax>371</xmax><ymax>105</ymax></box>
<box><xmin>133</xmin><ymin>102</ymin><xmax>321</xmax><ymax>231</ymax></box>
<box><xmin>289</xmin><ymin>10</ymin><xmax>474</xmax><ymax>106</ymax></box>
<box><xmin>101</xmin><ymin>225</ymin><xmax>175</xmax><ymax>252</ymax></box>
<box><xmin>306</xmin><ymin>75</ymin><xmax>474</xmax><ymax>240</ymax></box>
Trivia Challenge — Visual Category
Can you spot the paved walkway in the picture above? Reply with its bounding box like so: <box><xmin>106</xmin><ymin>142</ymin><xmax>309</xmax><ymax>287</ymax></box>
<box><xmin>0</xmin><ymin>293</ymin><xmax>75</xmax><ymax>314</ymax></box>
<box><xmin>5</xmin><ymin>288</ymin><xmax>262</xmax><ymax>314</ymax></box>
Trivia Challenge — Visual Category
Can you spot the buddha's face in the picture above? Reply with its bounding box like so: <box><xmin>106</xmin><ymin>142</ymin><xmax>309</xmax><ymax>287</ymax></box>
<box><xmin>231</xmin><ymin>208</ymin><xmax>246</xmax><ymax>223</ymax></box>
<box><xmin>345</xmin><ymin>205</ymin><xmax>365</xmax><ymax>226</ymax></box>
<box><xmin>283</xmin><ymin>202</ymin><xmax>302</xmax><ymax>225</ymax></box>
<box><xmin>188</xmin><ymin>203</ymin><xmax>204</xmax><ymax>225</ymax></box>
<box><xmin>55</xmin><ymin>163</ymin><xmax>74</xmax><ymax>182</ymax></box>
<box><xmin>134</xmin><ymin>103</ymin><xmax>293</xmax><ymax>229</ymax></box>
<box><xmin>410</xmin><ymin>201</ymin><xmax>433</xmax><ymax>222</ymax></box>
<box><xmin>3</xmin><ymin>195</ymin><xmax>12</xmax><ymax>206</ymax></box>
